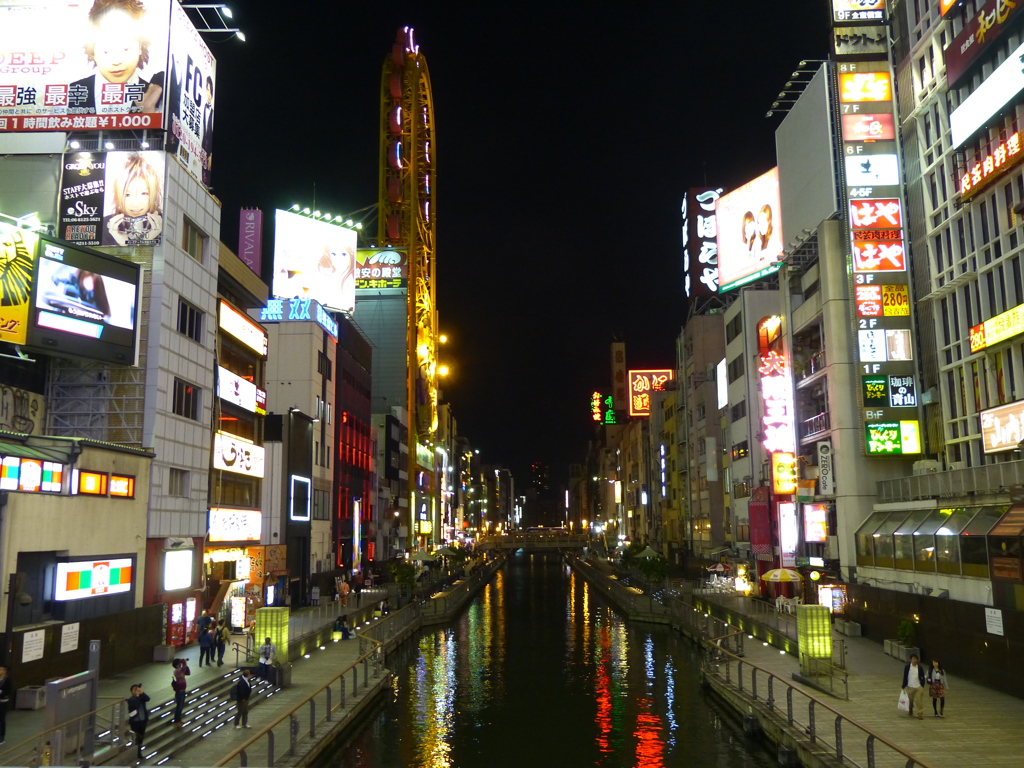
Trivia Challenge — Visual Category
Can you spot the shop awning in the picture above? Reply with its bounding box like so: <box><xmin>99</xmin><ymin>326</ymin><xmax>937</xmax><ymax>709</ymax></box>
<box><xmin>0</xmin><ymin>438</ymin><xmax>75</xmax><ymax>464</ymax></box>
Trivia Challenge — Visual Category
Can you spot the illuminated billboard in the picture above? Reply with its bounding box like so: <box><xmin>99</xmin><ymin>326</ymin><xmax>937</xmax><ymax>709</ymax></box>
<box><xmin>208</xmin><ymin>507</ymin><xmax>262</xmax><ymax>542</ymax></box>
<box><xmin>833</xmin><ymin>26</ymin><xmax>887</xmax><ymax>59</ymax></box>
<box><xmin>838</xmin><ymin>71</ymin><xmax>892</xmax><ymax>102</ymax></box>
<box><xmin>950</xmin><ymin>39</ymin><xmax>1024</xmax><ymax>148</ymax></box>
<box><xmin>213</xmin><ymin>432</ymin><xmax>265</xmax><ymax>478</ymax></box>
<box><xmin>0</xmin><ymin>0</ymin><xmax>171</xmax><ymax>133</ymax></box>
<box><xmin>959</xmin><ymin>131</ymin><xmax>1023</xmax><ymax>201</ymax></box>
<box><xmin>841</xmin><ymin>113</ymin><xmax>895</xmax><ymax>142</ymax></box>
<box><xmin>0</xmin><ymin>455</ymin><xmax>63</xmax><ymax>492</ymax></box>
<box><xmin>28</xmin><ymin>235</ymin><xmax>142</xmax><ymax>364</ymax></box>
<box><xmin>165</xmin><ymin>0</ymin><xmax>216</xmax><ymax>185</ymax></box>
<box><xmin>865</xmin><ymin>421</ymin><xmax>921</xmax><ymax>455</ymax></box>
<box><xmin>628</xmin><ymin>369</ymin><xmax>673</xmax><ymax>417</ymax></box>
<box><xmin>682</xmin><ymin>187</ymin><xmax>723</xmax><ymax>298</ymax></box>
<box><xmin>804</xmin><ymin>503</ymin><xmax>829</xmax><ymax>543</ymax></box>
<box><xmin>219</xmin><ymin>300</ymin><xmax>268</xmax><ymax>356</ymax></box>
<box><xmin>273</xmin><ymin>210</ymin><xmax>356</xmax><ymax>313</ymax></box>
<box><xmin>58</xmin><ymin>150</ymin><xmax>165</xmax><ymax>248</ymax></box>
<box><xmin>970</xmin><ymin>303</ymin><xmax>1024</xmax><ymax>353</ymax></box>
<box><xmin>218</xmin><ymin>366</ymin><xmax>264</xmax><ymax>414</ymax></box>
<box><xmin>259</xmin><ymin>297</ymin><xmax>339</xmax><ymax>340</ymax></box>
<box><xmin>831</xmin><ymin>0</ymin><xmax>886</xmax><ymax>23</ymax></box>
<box><xmin>981</xmin><ymin>400</ymin><xmax>1024</xmax><ymax>454</ymax></box>
<box><xmin>0</xmin><ymin>228</ymin><xmax>38</xmax><ymax>346</ymax></box>
<box><xmin>944</xmin><ymin>0</ymin><xmax>1024</xmax><ymax>87</ymax></box>
<box><xmin>715</xmin><ymin>168</ymin><xmax>783</xmax><ymax>292</ymax></box>
<box><xmin>355</xmin><ymin>248</ymin><xmax>409</xmax><ymax>290</ymax></box>
<box><xmin>55</xmin><ymin>558</ymin><xmax>133</xmax><ymax>600</ymax></box>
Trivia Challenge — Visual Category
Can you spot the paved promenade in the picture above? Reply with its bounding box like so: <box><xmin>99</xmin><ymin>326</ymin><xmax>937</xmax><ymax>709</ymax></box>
<box><xmin>0</xmin><ymin>588</ymin><xmax>388</xmax><ymax>765</ymax></box>
<box><xmin>701</xmin><ymin>592</ymin><xmax>1023</xmax><ymax>768</ymax></box>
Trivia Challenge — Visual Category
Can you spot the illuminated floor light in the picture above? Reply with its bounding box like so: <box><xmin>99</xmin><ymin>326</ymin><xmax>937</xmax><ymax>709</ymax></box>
<box><xmin>763</xmin><ymin>642</ymin><xmax>769</xmax><ymax>647</ymax></box>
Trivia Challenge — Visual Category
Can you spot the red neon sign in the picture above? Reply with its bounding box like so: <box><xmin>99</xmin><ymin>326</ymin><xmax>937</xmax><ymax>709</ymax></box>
<box><xmin>959</xmin><ymin>131</ymin><xmax>1022</xmax><ymax>200</ymax></box>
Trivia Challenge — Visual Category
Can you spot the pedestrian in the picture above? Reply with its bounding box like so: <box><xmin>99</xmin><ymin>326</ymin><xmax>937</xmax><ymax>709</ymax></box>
<box><xmin>353</xmin><ymin>571</ymin><xmax>364</xmax><ymax>607</ymax></box>
<box><xmin>902</xmin><ymin>653</ymin><xmax>926</xmax><ymax>720</ymax></box>
<box><xmin>928</xmin><ymin>659</ymin><xmax>949</xmax><ymax>717</ymax></box>
<box><xmin>380</xmin><ymin>598</ymin><xmax>391</xmax><ymax>616</ymax></box>
<box><xmin>256</xmin><ymin>637</ymin><xmax>276</xmax><ymax>680</ymax></box>
<box><xmin>246</xmin><ymin>619</ymin><xmax>256</xmax><ymax>652</ymax></box>
<box><xmin>198</xmin><ymin>624</ymin><xmax>214</xmax><ymax>667</ymax></box>
<box><xmin>171</xmin><ymin>658</ymin><xmax>190</xmax><ymax>726</ymax></box>
<box><xmin>216</xmin><ymin>619</ymin><xmax>230</xmax><ymax>666</ymax></box>
<box><xmin>126</xmin><ymin>683</ymin><xmax>150</xmax><ymax>760</ymax></box>
<box><xmin>339</xmin><ymin>578</ymin><xmax>350</xmax><ymax>606</ymax></box>
<box><xmin>231</xmin><ymin>668</ymin><xmax>253</xmax><ymax>729</ymax></box>
<box><xmin>333</xmin><ymin>615</ymin><xmax>352</xmax><ymax>640</ymax></box>
<box><xmin>197</xmin><ymin>609</ymin><xmax>213</xmax><ymax>637</ymax></box>
<box><xmin>0</xmin><ymin>665</ymin><xmax>12</xmax><ymax>745</ymax></box>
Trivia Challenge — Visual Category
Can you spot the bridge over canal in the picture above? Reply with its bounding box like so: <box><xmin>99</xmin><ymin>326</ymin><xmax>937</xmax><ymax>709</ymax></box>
<box><xmin>477</xmin><ymin>531</ymin><xmax>590</xmax><ymax>552</ymax></box>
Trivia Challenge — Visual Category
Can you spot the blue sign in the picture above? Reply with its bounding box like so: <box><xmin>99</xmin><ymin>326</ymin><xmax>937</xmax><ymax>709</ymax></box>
<box><xmin>260</xmin><ymin>298</ymin><xmax>338</xmax><ymax>340</ymax></box>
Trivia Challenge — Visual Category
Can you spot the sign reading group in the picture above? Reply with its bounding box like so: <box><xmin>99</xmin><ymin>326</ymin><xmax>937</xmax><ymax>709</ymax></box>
<box><xmin>0</xmin><ymin>0</ymin><xmax>216</xmax><ymax>186</ymax></box>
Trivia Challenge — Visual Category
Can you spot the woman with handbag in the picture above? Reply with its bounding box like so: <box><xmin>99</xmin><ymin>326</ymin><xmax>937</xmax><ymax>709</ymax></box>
<box><xmin>928</xmin><ymin>659</ymin><xmax>949</xmax><ymax>717</ymax></box>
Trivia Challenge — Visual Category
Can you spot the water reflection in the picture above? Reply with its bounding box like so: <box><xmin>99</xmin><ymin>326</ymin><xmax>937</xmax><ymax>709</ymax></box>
<box><xmin>334</xmin><ymin>554</ymin><xmax>772</xmax><ymax>768</ymax></box>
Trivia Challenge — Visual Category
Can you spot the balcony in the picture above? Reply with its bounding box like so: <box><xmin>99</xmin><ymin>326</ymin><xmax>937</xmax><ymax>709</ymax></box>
<box><xmin>799</xmin><ymin>349</ymin><xmax>827</xmax><ymax>380</ymax></box>
<box><xmin>800</xmin><ymin>411</ymin><xmax>831</xmax><ymax>441</ymax></box>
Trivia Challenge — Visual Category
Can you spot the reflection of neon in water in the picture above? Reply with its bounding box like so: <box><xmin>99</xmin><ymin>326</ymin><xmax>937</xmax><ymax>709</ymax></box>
<box><xmin>664</xmin><ymin>657</ymin><xmax>677</xmax><ymax>748</ymax></box>
<box><xmin>634</xmin><ymin>637</ymin><xmax>665</xmax><ymax>767</ymax></box>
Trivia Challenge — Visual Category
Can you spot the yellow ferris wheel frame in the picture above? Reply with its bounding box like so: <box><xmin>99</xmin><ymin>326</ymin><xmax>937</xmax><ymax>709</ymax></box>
<box><xmin>378</xmin><ymin>26</ymin><xmax>438</xmax><ymax>443</ymax></box>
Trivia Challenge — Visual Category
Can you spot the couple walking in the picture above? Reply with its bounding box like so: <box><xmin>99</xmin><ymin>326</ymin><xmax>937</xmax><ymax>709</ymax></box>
<box><xmin>902</xmin><ymin>654</ymin><xmax>949</xmax><ymax>718</ymax></box>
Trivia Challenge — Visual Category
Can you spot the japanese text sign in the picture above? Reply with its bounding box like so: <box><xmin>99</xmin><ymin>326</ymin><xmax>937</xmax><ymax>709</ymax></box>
<box><xmin>628</xmin><ymin>369</ymin><xmax>673</xmax><ymax>417</ymax></box>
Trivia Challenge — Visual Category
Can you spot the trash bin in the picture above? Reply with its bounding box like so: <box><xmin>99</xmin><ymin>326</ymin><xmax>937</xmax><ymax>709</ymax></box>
<box><xmin>16</xmin><ymin>686</ymin><xmax>45</xmax><ymax>710</ymax></box>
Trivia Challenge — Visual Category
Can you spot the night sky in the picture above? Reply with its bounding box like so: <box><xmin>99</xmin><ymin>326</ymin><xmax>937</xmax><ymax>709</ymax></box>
<box><xmin>210</xmin><ymin>1</ymin><xmax>831</xmax><ymax>482</ymax></box>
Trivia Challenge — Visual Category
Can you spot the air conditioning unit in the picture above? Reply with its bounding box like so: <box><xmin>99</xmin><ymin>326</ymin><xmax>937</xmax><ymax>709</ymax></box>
<box><xmin>947</xmin><ymin>461</ymin><xmax>966</xmax><ymax>471</ymax></box>
<box><xmin>913</xmin><ymin>460</ymin><xmax>942</xmax><ymax>475</ymax></box>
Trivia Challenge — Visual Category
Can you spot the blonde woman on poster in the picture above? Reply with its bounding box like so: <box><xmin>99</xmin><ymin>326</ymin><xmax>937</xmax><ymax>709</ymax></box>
<box><xmin>104</xmin><ymin>153</ymin><xmax>163</xmax><ymax>246</ymax></box>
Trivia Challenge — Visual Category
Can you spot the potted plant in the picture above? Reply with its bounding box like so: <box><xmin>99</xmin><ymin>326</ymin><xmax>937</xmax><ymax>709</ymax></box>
<box><xmin>894</xmin><ymin>619</ymin><xmax>920</xmax><ymax>662</ymax></box>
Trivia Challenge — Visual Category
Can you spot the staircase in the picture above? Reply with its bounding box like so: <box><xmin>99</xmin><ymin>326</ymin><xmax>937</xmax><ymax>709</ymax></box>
<box><xmin>106</xmin><ymin>669</ymin><xmax>281</xmax><ymax>765</ymax></box>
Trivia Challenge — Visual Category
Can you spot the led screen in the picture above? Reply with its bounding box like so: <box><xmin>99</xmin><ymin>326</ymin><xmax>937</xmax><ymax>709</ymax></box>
<box><xmin>27</xmin><ymin>235</ymin><xmax>141</xmax><ymax>364</ymax></box>
<box><xmin>273</xmin><ymin>210</ymin><xmax>356</xmax><ymax>313</ymax></box>
<box><xmin>55</xmin><ymin>558</ymin><xmax>133</xmax><ymax>600</ymax></box>
<box><xmin>715</xmin><ymin>168</ymin><xmax>783</xmax><ymax>292</ymax></box>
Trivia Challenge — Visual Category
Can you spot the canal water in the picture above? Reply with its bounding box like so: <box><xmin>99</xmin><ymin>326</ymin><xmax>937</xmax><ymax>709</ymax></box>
<box><xmin>331</xmin><ymin>553</ymin><xmax>775</xmax><ymax>767</ymax></box>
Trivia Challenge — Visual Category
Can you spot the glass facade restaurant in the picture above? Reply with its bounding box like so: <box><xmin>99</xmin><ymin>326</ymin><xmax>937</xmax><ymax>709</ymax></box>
<box><xmin>856</xmin><ymin>505</ymin><xmax>1009</xmax><ymax>578</ymax></box>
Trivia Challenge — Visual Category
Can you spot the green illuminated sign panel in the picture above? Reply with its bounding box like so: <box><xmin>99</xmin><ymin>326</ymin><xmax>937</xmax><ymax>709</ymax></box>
<box><xmin>865</xmin><ymin>420</ymin><xmax>921</xmax><ymax>455</ymax></box>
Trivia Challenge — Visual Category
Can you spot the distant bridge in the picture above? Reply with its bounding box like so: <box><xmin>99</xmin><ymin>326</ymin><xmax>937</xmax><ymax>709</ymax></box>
<box><xmin>477</xmin><ymin>531</ymin><xmax>590</xmax><ymax>552</ymax></box>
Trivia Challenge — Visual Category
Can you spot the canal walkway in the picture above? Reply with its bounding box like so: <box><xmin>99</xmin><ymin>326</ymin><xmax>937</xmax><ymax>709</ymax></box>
<box><xmin>692</xmin><ymin>589</ymin><xmax>1024</xmax><ymax>768</ymax></box>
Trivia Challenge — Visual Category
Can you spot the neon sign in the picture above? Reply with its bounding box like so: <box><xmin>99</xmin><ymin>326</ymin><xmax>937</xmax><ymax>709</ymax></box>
<box><xmin>970</xmin><ymin>302</ymin><xmax>1024</xmax><ymax>353</ymax></box>
<box><xmin>959</xmin><ymin>131</ymin><xmax>1022</xmax><ymax>200</ymax></box>
<box><xmin>838</xmin><ymin>71</ymin><xmax>892</xmax><ymax>102</ymax></box>
<box><xmin>0</xmin><ymin>456</ymin><xmax>63</xmax><ymax>493</ymax></box>
<box><xmin>772</xmin><ymin>452</ymin><xmax>798</xmax><ymax>494</ymax></box>
<box><xmin>865</xmin><ymin>420</ymin><xmax>921</xmax><ymax>454</ymax></box>
<box><xmin>628</xmin><ymin>370</ymin><xmax>673</xmax><ymax>417</ymax></box>
<box><xmin>758</xmin><ymin>350</ymin><xmax>796</xmax><ymax>454</ymax></box>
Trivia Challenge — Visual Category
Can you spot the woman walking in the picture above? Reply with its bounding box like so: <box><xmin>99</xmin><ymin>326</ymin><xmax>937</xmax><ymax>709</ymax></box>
<box><xmin>927</xmin><ymin>659</ymin><xmax>949</xmax><ymax>717</ymax></box>
<box><xmin>171</xmin><ymin>658</ymin><xmax>190</xmax><ymax>726</ymax></box>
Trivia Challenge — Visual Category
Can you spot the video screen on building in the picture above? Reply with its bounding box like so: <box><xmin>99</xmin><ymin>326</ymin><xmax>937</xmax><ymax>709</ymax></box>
<box><xmin>715</xmin><ymin>168</ymin><xmax>783</xmax><ymax>292</ymax></box>
<box><xmin>0</xmin><ymin>0</ymin><xmax>171</xmax><ymax>133</ymax></box>
<box><xmin>272</xmin><ymin>210</ymin><xmax>356</xmax><ymax>314</ymax></box>
<box><xmin>27</xmin><ymin>235</ymin><xmax>141</xmax><ymax>364</ymax></box>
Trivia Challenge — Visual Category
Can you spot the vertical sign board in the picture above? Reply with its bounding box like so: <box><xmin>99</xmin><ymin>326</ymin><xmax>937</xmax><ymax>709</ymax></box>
<box><xmin>610</xmin><ymin>342</ymin><xmax>627</xmax><ymax>413</ymax></box>
<box><xmin>817</xmin><ymin>440</ymin><xmax>835</xmax><ymax>494</ymax></box>
<box><xmin>833</xmin><ymin>4</ymin><xmax>922</xmax><ymax>457</ymax></box>
<box><xmin>238</xmin><ymin>209</ymin><xmax>263</xmax><ymax>276</ymax></box>
<box><xmin>683</xmin><ymin>187</ymin><xmax>724</xmax><ymax>299</ymax></box>
<box><xmin>985</xmin><ymin>606</ymin><xmax>1005</xmax><ymax>636</ymax></box>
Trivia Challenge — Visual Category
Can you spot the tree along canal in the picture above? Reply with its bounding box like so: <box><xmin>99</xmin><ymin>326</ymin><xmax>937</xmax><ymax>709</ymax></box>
<box><xmin>329</xmin><ymin>553</ymin><xmax>775</xmax><ymax>767</ymax></box>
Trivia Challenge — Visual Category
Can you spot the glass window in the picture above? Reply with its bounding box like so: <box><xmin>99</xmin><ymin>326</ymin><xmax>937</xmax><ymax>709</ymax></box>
<box><xmin>962</xmin><ymin>505</ymin><xmax>1006</xmax><ymax>577</ymax></box>
<box><xmin>912</xmin><ymin>509</ymin><xmax>945</xmax><ymax>573</ymax></box>
<box><xmin>871</xmin><ymin>511</ymin><xmax>910</xmax><ymax>568</ymax></box>
<box><xmin>894</xmin><ymin>509</ymin><xmax>933</xmax><ymax>570</ymax></box>
<box><xmin>855</xmin><ymin>511</ymin><xmax>889</xmax><ymax>567</ymax></box>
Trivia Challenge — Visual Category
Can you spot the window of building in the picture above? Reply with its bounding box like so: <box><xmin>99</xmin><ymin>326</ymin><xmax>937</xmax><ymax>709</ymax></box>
<box><xmin>183</xmin><ymin>218</ymin><xmax>207</xmax><ymax>262</ymax></box>
<box><xmin>313</xmin><ymin>489</ymin><xmax>331</xmax><ymax>520</ymax></box>
<box><xmin>317</xmin><ymin>351</ymin><xmax>332</xmax><ymax>380</ymax></box>
<box><xmin>168</xmin><ymin>468</ymin><xmax>190</xmax><ymax>497</ymax></box>
<box><xmin>731</xmin><ymin>400</ymin><xmax>746</xmax><ymax>422</ymax></box>
<box><xmin>727</xmin><ymin>355</ymin><xmax>744</xmax><ymax>383</ymax></box>
<box><xmin>172</xmin><ymin>377</ymin><xmax>201</xmax><ymax>420</ymax></box>
<box><xmin>732</xmin><ymin>440</ymin><xmax>749</xmax><ymax>460</ymax></box>
<box><xmin>177</xmin><ymin>297</ymin><xmax>203</xmax><ymax>342</ymax></box>
<box><xmin>725</xmin><ymin>315</ymin><xmax>742</xmax><ymax>343</ymax></box>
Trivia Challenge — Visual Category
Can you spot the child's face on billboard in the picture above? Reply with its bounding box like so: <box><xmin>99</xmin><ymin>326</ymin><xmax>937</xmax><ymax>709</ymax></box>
<box><xmin>93</xmin><ymin>10</ymin><xmax>142</xmax><ymax>84</ymax></box>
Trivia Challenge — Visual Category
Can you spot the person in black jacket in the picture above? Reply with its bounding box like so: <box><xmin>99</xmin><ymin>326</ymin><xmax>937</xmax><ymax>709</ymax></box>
<box><xmin>126</xmin><ymin>683</ymin><xmax>150</xmax><ymax>759</ymax></box>
<box><xmin>233</xmin><ymin>668</ymin><xmax>253</xmax><ymax>729</ymax></box>
<box><xmin>902</xmin><ymin>654</ymin><xmax>927</xmax><ymax>720</ymax></box>
<box><xmin>0</xmin><ymin>665</ymin><xmax>12</xmax><ymax>744</ymax></box>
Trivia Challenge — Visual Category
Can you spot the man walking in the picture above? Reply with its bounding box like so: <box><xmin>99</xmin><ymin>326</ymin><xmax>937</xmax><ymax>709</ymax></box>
<box><xmin>232</xmin><ymin>668</ymin><xmax>253</xmax><ymax>729</ymax></box>
<box><xmin>126</xmin><ymin>683</ymin><xmax>151</xmax><ymax>761</ymax></box>
<box><xmin>903</xmin><ymin>653</ymin><xmax>926</xmax><ymax>719</ymax></box>
<box><xmin>216</xmin><ymin>619</ymin><xmax>230</xmax><ymax>666</ymax></box>
<box><xmin>256</xmin><ymin>637</ymin><xmax>276</xmax><ymax>681</ymax></box>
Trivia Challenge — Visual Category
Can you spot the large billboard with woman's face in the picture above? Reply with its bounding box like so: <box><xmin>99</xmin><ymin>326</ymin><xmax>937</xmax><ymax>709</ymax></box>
<box><xmin>715</xmin><ymin>168</ymin><xmax>784</xmax><ymax>292</ymax></box>
<box><xmin>0</xmin><ymin>0</ymin><xmax>171</xmax><ymax>132</ymax></box>
<box><xmin>272</xmin><ymin>210</ymin><xmax>356</xmax><ymax>314</ymax></box>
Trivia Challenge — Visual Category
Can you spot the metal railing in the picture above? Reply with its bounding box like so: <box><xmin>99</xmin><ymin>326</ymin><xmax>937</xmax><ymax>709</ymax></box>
<box><xmin>704</xmin><ymin>641</ymin><xmax>936</xmax><ymax>768</ymax></box>
<box><xmin>0</xmin><ymin>695</ymin><xmax>129</xmax><ymax>768</ymax></box>
<box><xmin>357</xmin><ymin>601</ymin><xmax>421</xmax><ymax>657</ymax></box>
<box><xmin>800</xmin><ymin>410</ymin><xmax>831</xmax><ymax>440</ymax></box>
<box><xmin>799</xmin><ymin>653</ymin><xmax>850</xmax><ymax>700</ymax></box>
<box><xmin>212</xmin><ymin>645</ymin><xmax>387</xmax><ymax>767</ymax></box>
